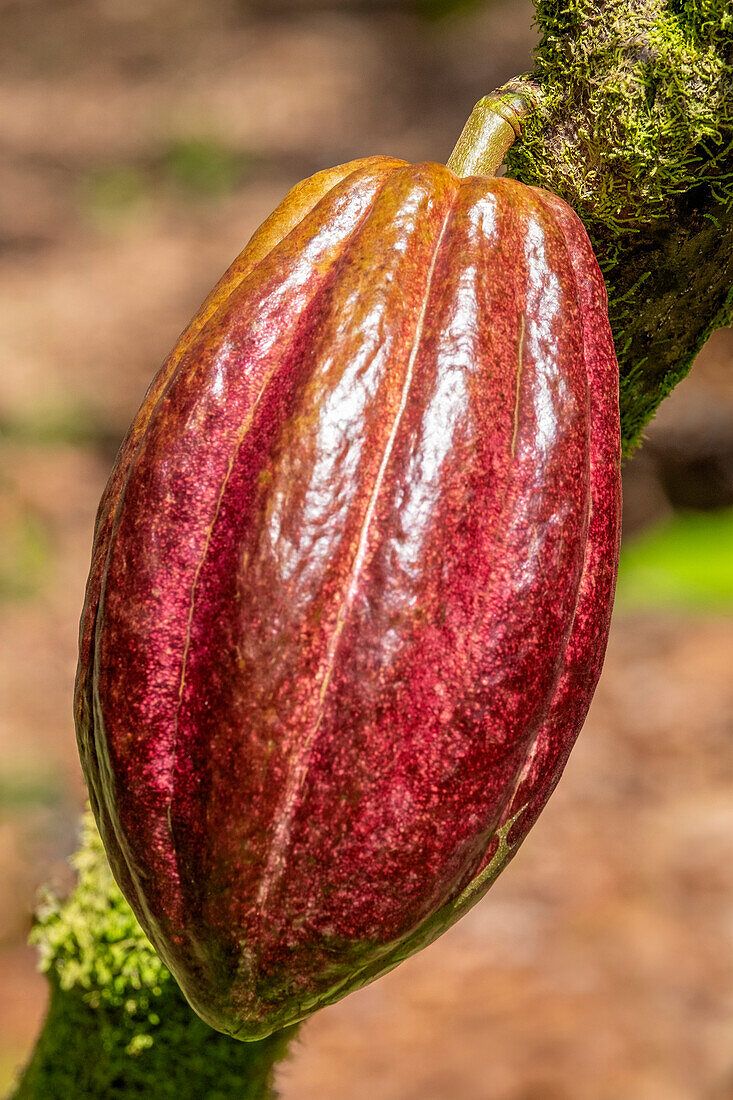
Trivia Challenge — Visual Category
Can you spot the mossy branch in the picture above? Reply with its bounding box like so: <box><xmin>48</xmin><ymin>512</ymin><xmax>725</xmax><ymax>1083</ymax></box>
<box><xmin>11</xmin><ymin>815</ymin><xmax>295</xmax><ymax>1099</ymax></box>
<box><xmin>11</xmin><ymin>1</ymin><xmax>733</xmax><ymax>1097</ymax></box>
<box><xmin>506</xmin><ymin>0</ymin><xmax>733</xmax><ymax>453</ymax></box>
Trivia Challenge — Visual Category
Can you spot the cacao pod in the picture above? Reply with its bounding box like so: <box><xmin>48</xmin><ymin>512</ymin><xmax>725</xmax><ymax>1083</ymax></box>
<box><xmin>76</xmin><ymin>152</ymin><xmax>621</xmax><ymax>1039</ymax></box>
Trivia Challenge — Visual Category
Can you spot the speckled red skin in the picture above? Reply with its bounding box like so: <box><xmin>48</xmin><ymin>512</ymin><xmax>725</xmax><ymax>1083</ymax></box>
<box><xmin>76</xmin><ymin>157</ymin><xmax>621</xmax><ymax>1039</ymax></box>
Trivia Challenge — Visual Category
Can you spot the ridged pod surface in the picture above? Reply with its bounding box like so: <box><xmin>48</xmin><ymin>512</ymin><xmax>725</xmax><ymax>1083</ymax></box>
<box><xmin>76</xmin><ymin>156</ymin><xmax>621</xmax><ymax>1039</ymax></box>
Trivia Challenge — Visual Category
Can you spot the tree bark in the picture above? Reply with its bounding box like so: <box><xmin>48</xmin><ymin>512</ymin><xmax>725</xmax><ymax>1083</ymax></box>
<box><xmin>506</xmin><ymin>0</ymin><xmax>733</xmax><ymax>452</ymax></box>
<box><xmin>12</xmin><ymin>0</ymin><xmax>732</xmax><ymax>1095</ymax></box>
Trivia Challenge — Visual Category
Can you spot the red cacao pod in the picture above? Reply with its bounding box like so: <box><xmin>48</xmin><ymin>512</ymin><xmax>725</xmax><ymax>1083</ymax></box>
<box><xmin>76</xmin><ymin>152</ymin><xmax>620</xmax><ymax>1038</ymax></box>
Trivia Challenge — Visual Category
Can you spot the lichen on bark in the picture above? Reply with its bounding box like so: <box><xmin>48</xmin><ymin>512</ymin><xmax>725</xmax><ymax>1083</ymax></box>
<box><xmin>12</xmin><ymin>0</ymin><xmax>733</xmax><ymax>1097</ymax></box>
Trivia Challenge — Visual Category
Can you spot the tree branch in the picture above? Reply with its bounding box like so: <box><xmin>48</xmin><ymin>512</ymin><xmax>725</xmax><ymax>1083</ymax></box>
<box><xmin>506</xmin><ymin>0</ymin><xmax>733</xmax><ymax>453</ymax></box>
<box><xmin>11</xmin><ymin>816</ymin><xmax>296</xmax><ymax>1099</ymax></box>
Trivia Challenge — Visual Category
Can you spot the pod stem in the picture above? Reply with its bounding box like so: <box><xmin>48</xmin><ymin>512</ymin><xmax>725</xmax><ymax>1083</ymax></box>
<box><xmin>447</xmin><ymin>81</ymin><xmax>535</xmax><ymax>178</ymax></box>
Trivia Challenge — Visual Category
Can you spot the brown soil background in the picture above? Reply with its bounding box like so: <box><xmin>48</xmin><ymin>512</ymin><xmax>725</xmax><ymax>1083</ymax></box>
<box><xmin>1</xmin><ymin>2</ymin><xmax>732</xmax><ymax>1097</ymax></box>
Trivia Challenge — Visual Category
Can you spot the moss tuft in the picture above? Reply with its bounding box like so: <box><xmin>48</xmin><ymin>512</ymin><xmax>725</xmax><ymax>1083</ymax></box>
<box><xmin>513</xmin><ymin>0</ymin><xmax>732</xmax><ymax>227</ymax></box>
<box><xmin>507</xmin><ymin>0</ymin><xmax>733</xmax><ymax>453</ymax></box>
<box><xmin>30</xmin><ymin>815</ymin><xmax>168</xmax><ymax>1018</ymax></box>
<box><xmin>14</xmin><ymin>815</ymin><xmax>294</xmax><ymax>1099</ymax></box>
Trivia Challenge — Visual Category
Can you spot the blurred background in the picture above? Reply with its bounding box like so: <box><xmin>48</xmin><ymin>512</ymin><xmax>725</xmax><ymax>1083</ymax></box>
<box><xmin>1</xmin><ymin>1</ymin><xmax>732</xmax><ymax>1097</ymax></box>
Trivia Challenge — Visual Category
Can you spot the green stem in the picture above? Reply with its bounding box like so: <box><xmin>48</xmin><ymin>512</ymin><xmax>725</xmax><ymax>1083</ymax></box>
<box><xmin>447</xmin><ymin>84</ymin><xmax>531</xmax><ymax>177</ymax></box>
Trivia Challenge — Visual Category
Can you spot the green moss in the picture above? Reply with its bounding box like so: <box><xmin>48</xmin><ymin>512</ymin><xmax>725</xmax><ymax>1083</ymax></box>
<box><xmin>506</xmin><ymin>0</ymin><xmax>733</xmax><ymax>454</ymax></box>
<box><xmin>14</xmin><ymin>815</ymin><xmax>295</xmax><ymax>1099</ymax></box>
<box><xmin>517</xmin><ymin>1</ymin><xmax>732</xmax><ymax>224</ymax></box>
<box><xmin>29</xmin><ymin>816</ymin><xmax>167</xmax><ymax>1016</ymax></box>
